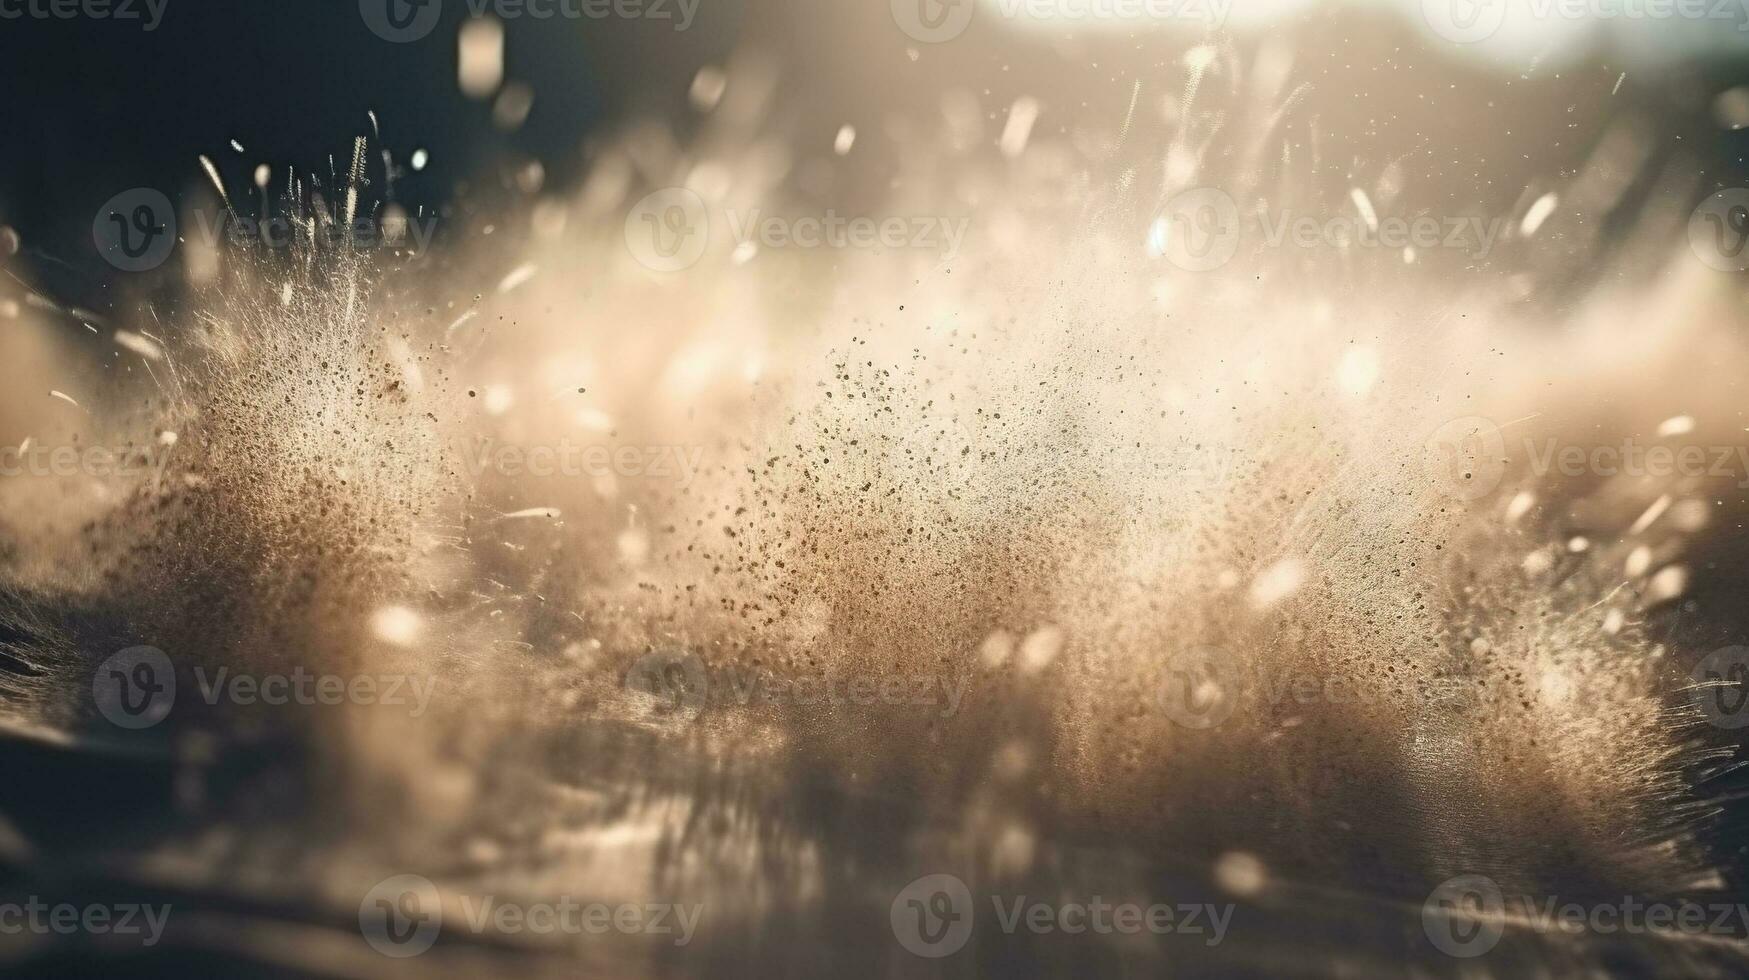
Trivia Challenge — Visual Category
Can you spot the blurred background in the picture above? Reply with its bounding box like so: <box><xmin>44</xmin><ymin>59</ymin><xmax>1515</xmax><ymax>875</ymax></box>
<box><xmin>6</xmin><ymin>1</ymin><xmax>1749</xmax><ymax>977</ymax></box>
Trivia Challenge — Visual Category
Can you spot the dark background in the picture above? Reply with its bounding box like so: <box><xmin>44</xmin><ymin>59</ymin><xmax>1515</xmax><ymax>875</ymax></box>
<box><xmin>4</xmin><ymin>0</ymin><xmax>1749</xmax><ymax>318</ymax></box>
<box><xmin>0</xmin><ymin>0</ymin><xmax>747</xmax><ymax>302</ymax></box>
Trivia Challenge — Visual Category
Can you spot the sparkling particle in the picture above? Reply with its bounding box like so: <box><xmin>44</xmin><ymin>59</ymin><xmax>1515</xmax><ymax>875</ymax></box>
<box><xmin>1521</xmin><ymin>192</ymin><xmax>1558</xmax><ymax>237</ymax></box>
<box><xmin>999</xmin><ymin>97</ymin><xmax>1040</xmax><ymax>158</ymax></box>
<box><xmin>980</xmin><ymin>630</ymin><xmax>1016</xmax><ymax>669</ymax></box>
<box><xmin>459</xmin><ymin>17</ymin><xmax>505</xmax><ymax>98</ymax></box>
<box><xmin>1656</xmin><ymin>415</ymin><xmax>1695</xmax><ymax>438</ymax></box>
<box><xmin>1336</xmin><ymin>346</ymin><xmax>1380</xmax><ymax>397</ymax></box>
<box><xmin>1628</xmin><ymin>495</ymin><xmax>1671</xmax><ymax>537</ymax></box>
<box><xmin>1017</xmin><ymin>625</ymin><xmax>1063</xmax><ymax>675</ymax></box>
<box><xmin>1647</xmin><ymin>565</ymin><xmax>1688</xmax><ymax>605</ymax></box>
<box><xmin>1214</xmin><ymin>851</ymin><xmax>1269</xmax><ymax>897</ymax></box>
<box><xmin>1505</xmin><ymin>491</ymin><xmax>1536</xmax><ymax>523</ymax></box>
<box><xmin>483</xmin><ymin>385</ymin><xmax>514</xmax><ymax>415</ymax></box>
<box><xmin>1249</xmin><ymin>558</ymin><xmax>1305</xmax><ymax>608</ymax></box>
<box><xmin>113</xmin><ymin>330</ymin><xmax>164</xmax><ymax>361</ymax></box>
<box><xmin>492</xmin><ymin>82</ymin><xmax>535</xmax><ymax>131</ymax></box>
<box><xmin>371</xmin><ymin>606</ymin><xmax>423</xmax><ymax>647</ymax></box>
<box><xmin>689</xmin><ymin>66</ymin><xmax>727</xmax><ymax>112</ymax></box>
<box><xmin>1625</xmin><ymin>545</ymin><xmax>1653</xmax><ymax>578</ymax></box>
